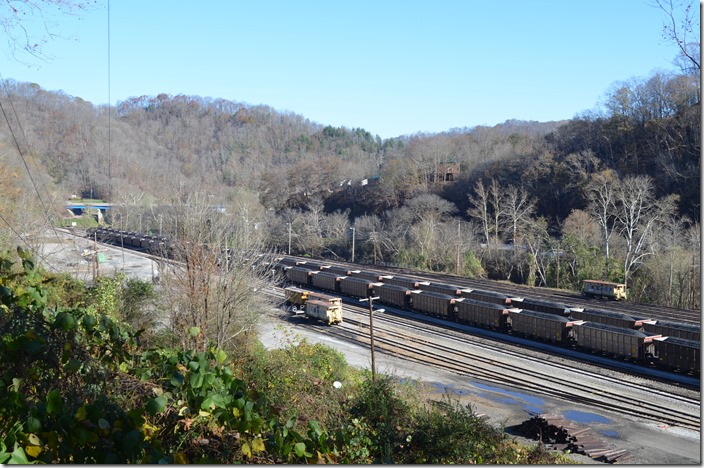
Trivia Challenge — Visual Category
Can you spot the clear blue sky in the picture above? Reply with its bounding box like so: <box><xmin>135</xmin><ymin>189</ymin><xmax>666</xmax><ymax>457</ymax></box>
<box><xmin>1</xmin><ymin>0</ymin><xmax>686</xmax><ymax>139</ymax></box>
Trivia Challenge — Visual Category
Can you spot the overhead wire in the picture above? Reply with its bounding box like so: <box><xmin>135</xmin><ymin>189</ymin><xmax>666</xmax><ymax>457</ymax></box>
<box><xmin>0</xmin><ymin>1</ymin><xmax>117</xmax><ymax>275</ymax></box>
<box><xmin>0</xmin><ymin>76</ymin><xmax>64</xmax><ymax>272</ymax></box>
<box><xmin>0</xmin><ymin>75</ymin><xmax>63</xmax><ymax>212</ymax></box>
<box><xmin>108</xmin><ymin>0</ymin><xmax>112</xmax><ymax>200</ymax></box>
<box><xmin>0</xmin><ymin>211</ymin><xmax>39</xmax><ymax>254</ymax></box>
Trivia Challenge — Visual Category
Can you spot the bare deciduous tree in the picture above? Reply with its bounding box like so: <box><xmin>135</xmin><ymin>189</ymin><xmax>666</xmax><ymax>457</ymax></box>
<box><xmin>522</xmin><ymin>216</ymin><xmax>550</xmax><ymax>286</ymax></box>
<box><xmin>1</xmin><ymin>0</ymin><xmax>96</xmax><ymax>62</ymax></box>
<box><xmin>651</xmin><ymin>213</ymin><xmax>692</xmax><ymax>306</ymax></box>
<box><xmin>466</xmin><ymin>179</ymin><xmax>491</xmax><ymax>245</ymax></box>
<box><xmin>585</xmin><ymin>170</ymin><xmax>619</xmax><ymax>276</ymax></box>
<box><xmin>405</xmin><ymin>193</ymin><xmax>457</xmax><ymax>269</ymax></box>
<box><xmin>489</xmin><ymin>179</ymin><xmax>504</xmax><ymax>244</ymax></box>
<box><xmin>654</xmin><ymin>0</ymin><xmax>700</xmax><ymax>74</ymax></box>
<box><xmin>503</xmin><ymin>184</ymin><xmax>537</xmax><ymax>246</ymax></box>
<box><xmin>160</xmin><ymin>196</ymin><xmax>276</xmax><ymax>353</ymax></box>
<box><xmin>614</xmin><ymin>175</ymin><xmax>676</xmax><ymax>288</ymax></box>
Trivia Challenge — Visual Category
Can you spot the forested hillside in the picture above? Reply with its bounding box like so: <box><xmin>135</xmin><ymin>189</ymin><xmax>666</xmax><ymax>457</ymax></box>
<box><xmin>0</xmin><ymin>66</ymin><xmax>699</xmax><ymax>308</ymax></box>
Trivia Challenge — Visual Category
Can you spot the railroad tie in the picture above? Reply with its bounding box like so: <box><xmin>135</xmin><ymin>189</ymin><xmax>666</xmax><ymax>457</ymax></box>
<box><xmin>517</xmin><ymin>414</ymin><xmax>633</xmax><ymax>464</ymax></box>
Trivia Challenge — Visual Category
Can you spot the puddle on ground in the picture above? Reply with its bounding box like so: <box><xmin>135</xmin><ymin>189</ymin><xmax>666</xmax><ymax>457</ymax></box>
<box><xmin>471</xmin><ymin>382</ymin><xmax>545</xmax><ymax>413</ymax></box>
<box><xmin>426</xmin><ymin>381</ymin><xmax>544</xmax><ymax>414</ymax></box>
<box><xmin>599</xmin><ymin>430</ymin><xmax>620</xmax><ymax>438</ymax></box>
<box><xmin>429</xmin><ymin>382</ymin><xmax>455</xmax><ymax>392</ymax></box>
<box><xmin>563</xmin><ymin>410</ymin><xmax>611</xmax><ymax>424</ymax></box>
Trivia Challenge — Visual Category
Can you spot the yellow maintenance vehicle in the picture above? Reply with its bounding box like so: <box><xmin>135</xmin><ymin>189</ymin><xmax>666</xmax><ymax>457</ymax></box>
<box><xmin>284</xmin><ymin>286</ymin><xmax>343</xmax><ymax>325</ymax></box>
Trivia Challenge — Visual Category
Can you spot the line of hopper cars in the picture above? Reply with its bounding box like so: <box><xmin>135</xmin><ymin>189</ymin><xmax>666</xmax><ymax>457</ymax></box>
<box><xmin>272</xmin><ymin>258</ymin><xmax>700</xmax><ymax>376</ymax></box>
<box><xmin>87</xmin><ymin>227</ymin><xmax>175</xmax><ymax>257</ymax></box>
<box><xmin>87</xmin><ymin>227</ymin><xmax>237</xmax><ymax>267</ymax></box>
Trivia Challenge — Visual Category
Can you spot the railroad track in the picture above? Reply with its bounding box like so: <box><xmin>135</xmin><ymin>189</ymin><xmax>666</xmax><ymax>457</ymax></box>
<box><xmin>374</xmin><ymin>267</ymin><xmax>701</xmax><ymax>324</ymax></box>
<box><xmin>297</xmin><ymin>303</ymin><xmax>700</xmax><ymax>432</ymax></box>
<box><xmin>77</xmin><ymin>233</ymin><xmax>699</xmax><ymax>324</ymax></box>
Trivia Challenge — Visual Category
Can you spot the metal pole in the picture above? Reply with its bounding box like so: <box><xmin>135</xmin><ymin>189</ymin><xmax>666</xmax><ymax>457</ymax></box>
<box><xmin>556</xmin><ymin>242</ymin><xmax>560</xmax><ymax>289</ymax></box>
<box><xmin>287</xmin><ymin>223</ymin><xmax>292</xmax><ymax>255</ymax></box>
<box><xmin>456</xmin><ymin>219</ymin><xmax>461</xmax><ymax>275</ymax></box>
<box><xmin>93</xmin><ymin>231</ymin><xmax>97</xmax><ymax>281</ymax></box>
<box><xmin>360</xmin><ymin>296</ymin><xmax>380</xmax><ymax>381</ymax></box>
<box><xmin>369</xmin><ymin>296</ymin><xmax>375</xmax><ymax>381</ymax></box>
<box><xmin>350</xmin><ymin>227</ymin><xmax>355</xmax><ymax>263</ymax></box>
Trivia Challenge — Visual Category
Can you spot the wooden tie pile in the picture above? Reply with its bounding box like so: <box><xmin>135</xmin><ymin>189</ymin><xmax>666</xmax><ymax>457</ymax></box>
<box><xmin>517</xmin><ymin>414</ymin><xmax>635</xmax><ymax>464</ymax></box>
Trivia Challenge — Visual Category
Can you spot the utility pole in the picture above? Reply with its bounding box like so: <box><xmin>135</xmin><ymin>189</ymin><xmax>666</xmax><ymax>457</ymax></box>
<box><xmin>287</xmin><ymin>223</ymin><xmax>292</xmax><ymax>255</ymax></box>
<box><xmin>556</xmin><ymin>242</ymin><xmax>560</xmax><ymax>289</ymax></box>
<box><xmin>93</xmin><ymin>231</ymin><xmax>99</xmax><ymax>279</ymax></box>
<box><xmin>456</xmin><ymin>219</ymin><xmax>461</xmax><ymax>275</ymax></box>
<box><xmin>225</xmin><ymin>235</ymin><xmax>229</xmax><ymax>272</ymax></box>
<box><xmin>350</xmin><ymin>227</ymin><xmax>356</xmax><ymax>263</ymax></box>
<box><xmin>359</xmin><ymin>296</ymin><xmax>383</xmax><ymax>381</ymax></box>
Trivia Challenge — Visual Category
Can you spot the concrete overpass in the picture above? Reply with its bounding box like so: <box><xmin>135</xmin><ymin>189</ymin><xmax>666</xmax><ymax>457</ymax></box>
<box><xmin>66</xmin><ymin>202</ymin><xmax>113</xmax><ymax>224</ymax></box>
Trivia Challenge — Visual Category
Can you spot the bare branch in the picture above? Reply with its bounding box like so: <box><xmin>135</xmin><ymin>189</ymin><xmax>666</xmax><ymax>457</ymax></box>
<box><xmin>1</xmin><ymin>0</ymin><xmax>97</xmax><ymax>62</ymax></box>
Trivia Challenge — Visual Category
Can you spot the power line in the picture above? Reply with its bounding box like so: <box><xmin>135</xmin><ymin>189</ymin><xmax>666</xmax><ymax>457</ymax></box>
<box><xmin>0</xmin><ymin>211</ymin><xmax>59</xmax><ymax>273</ymax></box>
<box><xmin>107</xmin><ymin>0</ymin><xmax>112</xmax><ymax>201</ymax></box>
<box><xmin>0</xmin><ymin>77</ymin><xmax>63</xmax><ymax>247</ymax></box>
<box><xmin>0</xmin><ymin>76</ymin><xmax>56</xmax><ymax>211</ymax></box>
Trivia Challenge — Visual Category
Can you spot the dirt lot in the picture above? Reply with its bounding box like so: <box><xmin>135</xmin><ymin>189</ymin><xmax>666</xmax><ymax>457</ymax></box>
<box><xmin>37</xmin><ymin>228</ymin><xmax>159</xmax><ymax>283</ymax></box>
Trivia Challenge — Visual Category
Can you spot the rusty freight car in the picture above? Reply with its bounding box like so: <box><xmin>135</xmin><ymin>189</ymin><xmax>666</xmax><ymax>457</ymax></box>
<box><xmin>375</xmin><ymin>283</ymin><xmax>413</xmax><ymax>309</ymax></box>
<box><xmin>459</xmin><ymin>288</ymin><xmax>515</xmax><ymax>306</ymax></box>
<box><xmin>508</xmin><ymin>309</ymin><xmax>576</xmax><ymax>343</ymax></box>
<box><xmin>418</xmin><ymin>282</ymin><xmax>463</xmax><ymax>296</ymax></box>
<box><xmin>455</xmin><ymin>298</ymin><xmax>514</xmax><ymax>330</ymax></box>
<box><xmin>410</xmin><ymin>291</ymin><xmax>457</xmax><ymax>319</ymax></box>
<box><xmin>285</xmin><ymin>266</ymin><xmax>313</xmax><ymax>287</ymax></box>
<box><xmin>574</xmin><ymin>322</ymin><xmax>657</xmax><ymax>361</ymax></box>
<box><xmin>511</xmin><ymin>297</ymin><xmax>572</xmax><ymax>316</ymax></box>
<box><xmin>347</xmin><ymin>270</ymin><xmax>386</xmax><ymax>282</ymax></box>
<box><xmin>569</xmin><ymin>308</ymin><xmax>646</xmax><ymax>330</ymax></box>
<box><xmin>652</xmin><ymin>336</ymin><xmax>700</xmax><ymax>375</ymax></box>
<box><xmin>339</xmin><ymin>276</ymin><xmax>375</xmax><ymax>299</ymax></box>
<box><xmin>381</xmin><ymin>275</ymin><xmax>422</xmax><ymax>289</ymax></box>
<box><xmin>310</xmin><ymin>271</ymin><xmax>341</xmax><ymax>293</ymax></box>
<box><xmin>642</xmin><ymin>319</ymin><xmax>700</xmax><ymax>342</ymax></box>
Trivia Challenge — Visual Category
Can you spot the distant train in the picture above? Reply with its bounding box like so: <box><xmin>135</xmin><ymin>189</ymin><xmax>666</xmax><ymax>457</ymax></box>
<box><xmin>274</xmin><ymin>258</ymin><xmax>699</xmax><ymax>376</ymax></box>
<box><xmin>582</xmin><ymin>280</ymin><xmax>627</xmax><ymax>301</ymax></box>
<box><xmin>87</xmin><ymin>227</ymin><xmax>234</xmax><ymax>266</ymax></box>
<box><xmin>87</xmin><ymin>227</ymin><xmax>175</xmax><ymax>257</ymax></box>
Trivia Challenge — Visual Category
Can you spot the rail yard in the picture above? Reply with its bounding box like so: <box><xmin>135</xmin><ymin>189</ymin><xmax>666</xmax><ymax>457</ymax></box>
<box><xmin>271</xmin><ymin>255</ymin><xmax>700</xmax><ymax>378</ymax></box>
<box><xmin>56</xmin><ymin>227</ymin><xmax>700</xmax><ymax>463</ymax></box>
